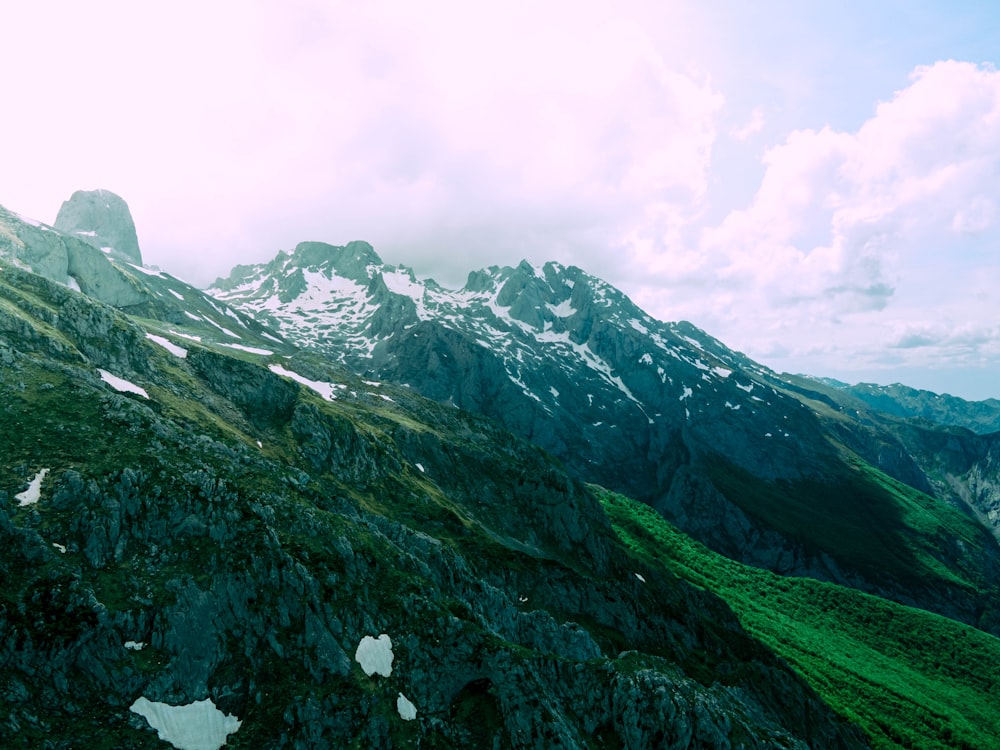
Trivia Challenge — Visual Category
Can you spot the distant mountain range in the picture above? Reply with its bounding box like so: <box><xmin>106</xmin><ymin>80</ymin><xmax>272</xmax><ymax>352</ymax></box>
<box><xmin>808</xmin><ymin>377</ymin><xmax>1000</xmax><ymax>434</ymax></box>
<box><xmin>2</xmin><ymin>190</ymin><xmax>1000</xmax><ymax>748</ymax></box>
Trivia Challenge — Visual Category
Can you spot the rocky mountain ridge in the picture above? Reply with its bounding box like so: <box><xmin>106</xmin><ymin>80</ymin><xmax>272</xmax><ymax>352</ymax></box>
<box><xmin>0</xmin><ymin>200</ymin><xmax>875</xmax><ymax>747</ymax></box>
<box><xmin>4</xmin><ymin>194</ymin><xmax>1000</xmax><ymax>747</ymax></box>
<box><xmin>210</xmin><ymin>241</ymin><xmax>1000</xmax><ymax>634</ymax></box>
<box><xmin>810</xmin><ymin>377</ymin><xmax>1000</xmax><ymax>435</ymax></box>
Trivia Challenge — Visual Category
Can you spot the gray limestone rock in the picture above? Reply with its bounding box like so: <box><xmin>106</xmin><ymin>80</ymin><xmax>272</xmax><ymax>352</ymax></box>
<box><xmin>54</xmin><ymin>189</ymin><xmax>143</xmax><ymax>265</ymax></box>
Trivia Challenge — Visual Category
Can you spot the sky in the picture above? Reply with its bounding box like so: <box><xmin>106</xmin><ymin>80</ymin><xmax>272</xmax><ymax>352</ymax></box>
<box><xmin>3</xmin><ymin>1</ymin><xmax>1000</xmax><ymax>400</ymax></box>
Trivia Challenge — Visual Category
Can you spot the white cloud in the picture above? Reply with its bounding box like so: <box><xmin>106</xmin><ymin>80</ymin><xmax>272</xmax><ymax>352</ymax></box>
<box><xmin>635</xmin><ymin>61</ymin><xmax>1000</xmax><ymax>391</ymax></box>
<box><xmin>730</xmin><ymin>107</ymin><xmax>765</xmax><ymax>141</ymax></box>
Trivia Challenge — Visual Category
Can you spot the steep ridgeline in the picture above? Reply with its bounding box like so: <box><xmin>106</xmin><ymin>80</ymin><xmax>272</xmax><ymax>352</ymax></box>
<box><xmin>0</xmin><ymin>199</ymin><xmax>289</xmax><ymax>358</ymax></box>
<box><xmin>0</xmin><ymin>216</ymin><xmax>874</xmax><ymax>748</ymax></box>
<box><xmin>813</xmin><ymin>378</ymin><xmax>1000</xmax><ymax>435</ymax></box>
<box><xmin>211</xmin><ymin>242</ymin><xmax>1000</xmax><ymax>635</ymax></box>
<box><xmin>210</xmin><ymin>242</ymin><xmax>829</xmax><ymax>498</ymax></box>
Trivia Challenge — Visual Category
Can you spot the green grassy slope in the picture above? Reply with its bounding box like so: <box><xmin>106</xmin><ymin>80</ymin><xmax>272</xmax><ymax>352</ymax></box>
<box><xmin>703</xmin><ymin>449</ymin><xmax>1000</xmax><ymax>628</ymax></box>
<box><xmin>600</xmin><ymin>488</ymin><xmax>1000</xmax><ymax>750</ymax></box>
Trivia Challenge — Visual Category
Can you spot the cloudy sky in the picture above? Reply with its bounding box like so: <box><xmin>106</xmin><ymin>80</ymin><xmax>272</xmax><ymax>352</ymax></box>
<box><xmin>4</xmin><ymin>1</ymin><xmax>1000</xmax><ymax>399</ymax></box>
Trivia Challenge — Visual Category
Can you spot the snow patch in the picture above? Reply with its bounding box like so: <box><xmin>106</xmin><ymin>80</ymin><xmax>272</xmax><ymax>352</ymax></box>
<box><xmin>713</xmin><ymin>366</ymin><xmax>732</xmax><ymax>378</ymax></box>
<box><xmin>127</xmin><ymin>263</ymin><xmax>165</xmax><ymax>278</ymax></box>
<box><xmin>269</xmin><ymin>364</ymin><xmax>343</xmax><ymax>401</ymax></box>
<box><xmin>629</xmin><ymin>319</ymin><xmax>649</xmax><ymax>335</ymax></box>
<box><xmin>16</xmin><ymin>469</ymin><xmax>49</xmax><ymax>506</ymax></box>
<box><xmin>219</xmin><ymin>343</ymin><xmax>273</xmax><ymax>356</ymax></box>
<box><xmin>169</xmin><ymin>289</ymin><xmax>185</xmax><ymax>301</ymax></box>
<box><xmin>129</xmin><ymin>697</ymin><xmax>241</xmax><ymax>750</ymax></box>
<box><xmin>146</xmin><ymin>333</ymin><xmax>187</xmax><ymax>358</ymax></box>
<box><xmin>415</xmin><ymin>463</ymin><xmax>425</xmax><ymax>473</ymax></box>
<box><xmin>355</xmin><ymin>634</ymin><xmax>394</xmax><ymax>677</ymax></box>
<box><xmin>52</xmin><ymin>542</ymin><xmax>66</xmax><ymax>553</ymax></box>
<box><xmin>125</xmin><ymin>641</ymin><xmax>146</xmax><ymax>650</ymax></box>
<box><xmin>547</xmin><ymin>299</ymin><xmax>576</xmax><ymax>318</ymax></box>
<box><xmin>634</xmin><ymin>573</ymin><xmax>646</xmax><ymax>583</ymax></box>
<box><xmin>679</xmin><ymin>386</ymin><xmax>693</xmax><ymax>401</ymax></box>
<box><xmin>397</xmin><ymin>693</ymin><xmax>417</xmax><ymax>721</ymax></box>
<box><xmin>99</xmin><ymin>369</ymin><xmax>149</xmax><ymax>398</ymax></box>
<box><xmin>736</xmin><ymin>381</ymin><xmax>754</xmax><ymax>392</ymax></box>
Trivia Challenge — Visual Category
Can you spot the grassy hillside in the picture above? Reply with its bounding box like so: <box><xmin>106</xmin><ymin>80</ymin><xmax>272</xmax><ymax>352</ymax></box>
<box><xmin>600</xmin><ymin>488</ymin><xmax>1000</xmax><ymax>749</ymax></box>
<box><xmin>703</xmin><ymin>449</ymin><xmax>1000</xmax><ymax>629</ymax></box>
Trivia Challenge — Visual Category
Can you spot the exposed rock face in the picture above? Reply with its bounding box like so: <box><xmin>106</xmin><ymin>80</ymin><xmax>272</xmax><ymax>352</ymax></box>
<box><xmin>54</xmin><ymin>189</ymin><xmax>143</xmax><ymax>265</ymax></box>
<box><xmin>209</xmin><ymin>246</ymin><xmax>1000</xmax><ymax>637</ymax></box>
<box><xmin>0</xmin><ymin>264</ymin><xmax>870</xmax><ymax>748</ymax></box>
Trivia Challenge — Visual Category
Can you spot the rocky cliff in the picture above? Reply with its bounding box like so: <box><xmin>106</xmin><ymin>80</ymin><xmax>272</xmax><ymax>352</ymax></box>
<box><xmin>210</xmin><ymin>243</ymin><xmax>1000</xmax><ymax>636</ymax></box>
<box><xmin>54</xmin><ymin>188</ymin><xmax>143</xmax><ymax>265</ymax></box>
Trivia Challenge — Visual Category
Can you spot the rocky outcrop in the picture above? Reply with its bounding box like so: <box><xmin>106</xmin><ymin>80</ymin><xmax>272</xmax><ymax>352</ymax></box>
<box><xmin>54</xmin><ymin>189</ymin><xmax>143</xmax><ymax>265</ymax></box>
<box><xmin>0</xmin><ymin>204</ymin><xmax>150</xmax><ymax>308</ymax></box>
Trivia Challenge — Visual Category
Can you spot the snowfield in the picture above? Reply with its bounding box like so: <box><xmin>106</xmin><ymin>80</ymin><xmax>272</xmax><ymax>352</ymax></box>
<box><xmin>355</xmin><ymin>634</ymin><xmax>394</xmax><ymax>677</ymax></box>
<box><xmin>129</xmin><ymin>697</ymin><xmax>241</xmax><ymax>750</ymax></box>
<box><xmin>98</xmin><ymin>369</ymin><xmax>149</xmax><ymax>398</ymax></box>
<box><xmin>269</xmin><ymin>364</ymin><xmax>343</xmax><ymax>401</ymax></box>
<box><xmin>15</xmin><ymin>468</ymin><xmax>49</xmax><ymax>506</ymax></box>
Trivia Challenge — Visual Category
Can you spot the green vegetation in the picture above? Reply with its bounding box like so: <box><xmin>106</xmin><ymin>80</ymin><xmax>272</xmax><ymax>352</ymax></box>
<box><xmin>704</xmin><ymin>452</ymin><xmax>996</xmax><ymax>598</ymax></box>
<box><xmin>599</xmin><ymin>487</ymin><xmax>1000</xmax><ymax>750</ymax></box>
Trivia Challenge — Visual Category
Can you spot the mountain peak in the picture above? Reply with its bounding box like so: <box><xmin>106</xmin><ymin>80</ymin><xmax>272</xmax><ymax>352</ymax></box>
<box><xmin>54</xmin><ymin>189</ymin><xmax>142</xmax><ymax>265</ymax></box>
<box><xmin>290</xmin><ymin>240</ymin><xmax>382</xmax><ymax>282</ymax></box>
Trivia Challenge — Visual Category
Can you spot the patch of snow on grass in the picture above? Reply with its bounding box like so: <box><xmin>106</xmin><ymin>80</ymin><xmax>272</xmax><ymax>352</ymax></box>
<box><xmin>146</xmin><ymin>333</ymin><xmax>187</xmax><ymax>358</ymax></box>
<box><xmin>52</xmin><ymin>542</ymin><xmax>66</xmax><ymax>553</ymax></box>
<box><xmin>169</xmin><ymin>289</ymin><xmax>185</xmax><ymax>300</ymax></box>
<box><xmin>397</xmin><ymin>693</ymin><xmax>417</xmax><ymax>721</ymax></box>
<box><xmin>171</xmin><ymin>330</ymin><xmax>202</xmax><ymax>342</ymax></box>
<box><xmin>355</xmin><ymin>634</ymin><xmax>394</xmax><ymax>677</ymax></box>
<box><xmin>205</xmin><ymin>318</ymin><xmax>241</xmax><ymax>338</ymax></box>
<box><xmin>639</xmin><ymin>353</ymin><xmax>652</xmax><ymax>365</ymax></box>
<box><xmin>679</xmin><ymin>386</ymin><xmax>693</xmax><ymax>401</ymax></box>
<box><xmin>736</xmin><ymin>382</ymin><xmax>754</xmax><ymax>392</ymax></box>
<box><xmin>634</xmin><ymin>573</ymin><xmax>646</xmax><ymax>583</ymax></box>
<box><xmin>125</xmin><ymin>641</ymin><xmax>146</xmax><ymax>650</ymax></box>
<box><xmin>99</xmin><ymin>369</ymin><xmax>149</xmax><ymax>398</ymax></box>
<box><xmin>269</xmin><ymin>364</ymin><xmax>343</xmax><ymax>401</ymax></box>
<box><xmin>220</xmin><ymin>343</ymin><xmax>273</xmax><ymax>356</ymax></box>
<box><xmin>16</xmin><ymin>469</ymin><xmax>49</xmax><ymax>506</ymax></box>
<box><xmin>66</xmin><ymin>276</ymin><xmax>81</xmax><ymax>292</ymax></box>
<box><xmin>130</xmin><ymin>697</ymin><xmax>241</xmax><ymax>750</ymax></box>
<box><xmin>713</xmin><ymin>366</ymin><xmax>732</xmax><ymax>378</ymax></box>
<box><xmin>725</xmin><ymin>401</ymin><xmax>740</xmax><ymax>410</ymax></box>
<box><xmin>415</xmin><ymin>463</ymin><xmax>425</xmax><ymax>473</ymax></box>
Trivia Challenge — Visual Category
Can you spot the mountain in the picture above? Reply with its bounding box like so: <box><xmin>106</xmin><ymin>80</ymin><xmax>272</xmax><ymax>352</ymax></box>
<box><xmin>210</xmin><ymin>241</ymin><xmax>1000</xmax><ymax>634</ymax></box>
<box><xmin>0</xmin><ymin>201</ymin><xmax>879</xmax><ymax>748</ymax></box>
<box><xmin>4</xmin><ymin>196</ymin><xmax>1000</xmax><ymax>747</ymax></box>
<box><xmin>809</xmin><ymin>378</ymin><xmax>1000</xmax><ymax>435</ymax></box>
<box><xmin>54</xmin><ymin>189</ymin><xmax>143</xmax><ymax>266</ymax></box>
